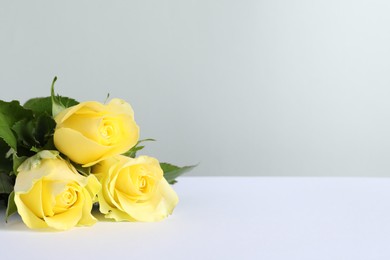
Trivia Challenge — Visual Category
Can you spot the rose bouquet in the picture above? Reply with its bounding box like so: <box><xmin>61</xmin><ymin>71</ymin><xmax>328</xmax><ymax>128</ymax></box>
<box><xmin>0</xmin><ymin>77</ymin><xmax>195</xmax><ymax>231</ymax></box>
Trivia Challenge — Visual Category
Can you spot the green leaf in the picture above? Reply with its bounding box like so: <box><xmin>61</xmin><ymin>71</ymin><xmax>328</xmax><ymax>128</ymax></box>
<box><xmin>12</xmin><ymin>113</ymin><xmax>56</xmax><ymax>155</ymax></box>
<box><xmin>60</xmin><ymin>96</ymin><xmax>79</xmax><ymax>108</ymax></box>
<box><xmin>12</xmin><ymin>153</ymin><xmax>27</xmax><ymax>175</ymax></box>
<box><xmin>5</xmin><ymin>191</ymin><xmax>17</xmax><ymax>222</ymax></box>
<box><xmin>0</xmin><ymin>172</ymin><xmax>14</xmax><ymax>194</ymax></box>
<box><xmin>34</xmin><ymin>114</ymin><xmax>56</xmax><ymax>145</ymax></box>
<box><xmin>23</xmin><ymin>97</ymin><xmax>52</xmax><ymax>115</ymax></box>
<box><xmin>39</xmin><ymin>137</ymin><xmax>56</xmax><ymax>151</ymax></box>
<box><xmin>160</xmin><ymin>163</ymin><xmax>197</xmax><ymax>184</ymax></box>
<box><xmin>123</xmin><ymin>138</ymin><xmax>156</xmax><ymax>158</ymax></box>
<box><xmin>12</xmin><ymin>119</ymin><xmax>37</xmax><ymax>147</ymax></box>
<box><xmin>0</xmin><ymin>139</ymin><xmax>12</xmax><ymax>174</ymax></box>
<box><xmin>123</xmin><ymin>145</ymin><xmax>144</xmax><ymax>158</ymax></box>
<box><xmin>0</xmin><ymin>100</ymin><xmax>33</xmax><ymax>150</ymax></box>
<box><xmin>24</xmin><ymin>96</ymin><xmax>78</xmax><ymax>116</ymax></box>
<box><xmin>0</xmin><ymin>114</ymin><xmax>17</xmax><ymax>150</ymax></box>
<box><xmin>73</xmin><ymin>163</ymin><xmax>91</xmax><ymax>177</ymax></box>
<box><xmin>0</xmin><ymin>139</ymin><xmax>10</xmax><ymax>158</ymax></box>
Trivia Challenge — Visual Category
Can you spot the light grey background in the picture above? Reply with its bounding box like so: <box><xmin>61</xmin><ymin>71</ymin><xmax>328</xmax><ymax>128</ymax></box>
<box><xmin>1</xmin><ymin>0</ymin><xmax>390</xmax><ymax>176</ymax></box>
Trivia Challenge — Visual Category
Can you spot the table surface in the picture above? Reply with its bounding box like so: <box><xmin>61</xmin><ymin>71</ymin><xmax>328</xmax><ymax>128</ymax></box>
<box><xmin>1</xmin><ymin>177</ymin><xmax>390</xmax><ymax>260</ymax></box>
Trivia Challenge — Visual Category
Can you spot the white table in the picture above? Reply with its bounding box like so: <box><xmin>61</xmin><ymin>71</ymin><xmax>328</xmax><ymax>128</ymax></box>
<box><xmin>1</xmin><ymin>177</ymin><xmax>390</xmax><ymax>260</ymax></box>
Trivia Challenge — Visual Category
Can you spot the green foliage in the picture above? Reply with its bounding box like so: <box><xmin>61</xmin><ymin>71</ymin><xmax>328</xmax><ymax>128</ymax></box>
<box><xmin>12</xmin><ymin>114</ymin><xmax>56</xmax><ymax>153</ymax></box>
<box><xmin>0</xmin><ymin>139</ymin><xmax>12</xmax><ymax>173</ymax></box>
<box><xmin>123</xmin><ymin>138</ymin><xmax>156</xmax><ymax>158</ymax></box>
<box><xmin>73</xmin><ymin>163</ymin><xmax>91</xmax><ymax>177</ymax></box>
<box><xmin>0</xmin><ymin>98</ymin><xmax>59</xmax><ymax>159</ymax></box>
<box><xmin>12</xmin><ymin>154</ymin><xmax>27</xmax><ymax>176</ymax></box>
<box><xmin>160</xmin><ymin>163</ymin><xmax>197</xmax><ymax>184</ymax></box>
<box><xmin>123</xmin><ymin>139</ymin><xmax>196</xmax><ymax>184</ymax></box>
<box><xmin>5</xmin><ymin>191</ymin><xmax>17</xmax><ymax>222</ymax></box>
<box><xmin>24</xmin><ymin>96</ymin><xmax>78</xmax><ymax>116</ymax></box>
<box><xmin>0</xmin><ymin>100</ymin><xmax>33</xmax><ymax>150</ymax></box>
<box><xmin>23</xmin><ymin>96</ymin><xmax>53</xmax><ymax>115</ymax></box>
<box><xmin>0</xmin><ymin>172</ymin><xmax>14</xmax><ymax>194</ymax></box>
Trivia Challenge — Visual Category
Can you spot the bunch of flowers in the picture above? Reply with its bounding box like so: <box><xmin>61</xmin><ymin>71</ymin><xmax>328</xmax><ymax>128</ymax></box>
<box><xmin>0</xmin><ymin>77</ymin><xmax>195</xmax><ymax>231</ymax></box>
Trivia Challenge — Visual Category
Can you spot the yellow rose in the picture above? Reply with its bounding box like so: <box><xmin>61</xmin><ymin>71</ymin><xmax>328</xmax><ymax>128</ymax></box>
<box><xmin>14</xmin><ymin>151</ymin><xmax>101</xmax><ymax>231</ymax></box>
<box><xmin>92</xmin><ymin>155</ymin><xmax>178</xmax><ymax>222</ymax></box>
<box><xmin>53</xmin><ymin>98</ymin><xmax>139</xmax><ymax>167</ymax></box>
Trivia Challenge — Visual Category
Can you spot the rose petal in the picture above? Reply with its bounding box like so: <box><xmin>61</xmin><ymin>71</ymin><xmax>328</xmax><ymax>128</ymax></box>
<box><xmin>14</xmin><ymin>193</ymin><xmax>48</xmax><ymax>229</ymax></box>
<box><xmin>155</xmin><ymin>178</ymin><xmax>179</xmax><ymax>216</ymax></box>
<box><xmin>77</xmin><ymin>189</ymin><xmax>98</xmax><ymax>226</ymax></box>
<box><xmin>116</xmin><ymin>190</ymin><xmax>159</xmax><ymax>221</ymax></box>
<box><xmin>54</xmin><ymin>128</ymin><xmax>110</xmax><ymax>165</ymax></box>
<box><xmin>44</xmin><ymin>196</ymin><xmax>84</xmax><ymax>230</ymax></box>
<box><xmin>18</xmin><ymin>180</ymin><xmax>44</xmax><ymax>219</ymax></box>
<box><xmin>108</xmin><ymin>98</ymin><xmax>135</xmax><ymax>117</ymax></box>
<box><xmin>55</xmin><ymin>101</ymin><xmax>105</xmax><ymax>124</ymax></box>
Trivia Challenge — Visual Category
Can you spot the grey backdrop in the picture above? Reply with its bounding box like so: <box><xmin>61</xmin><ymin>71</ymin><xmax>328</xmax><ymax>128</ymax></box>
<box><xmin>1</xmin><ymin>0</ymin><xmax>390</xmax><ymax>176</ymax></box>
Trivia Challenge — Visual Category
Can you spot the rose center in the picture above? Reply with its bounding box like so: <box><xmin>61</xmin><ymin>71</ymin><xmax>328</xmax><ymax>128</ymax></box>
<box><xmin>101</xmin><ymin>124</ymin><xmax>114</xmax><ymax>138</ymax></box>
<box><xmin>138</xmin><ymin>176</ymin><xmax>148</xmax><ymax>193</ymax></box>
<box><xmin>99</xmin><ymin>120</ymin><xmax>119</xmax><ymax>145</ymax></box>
<box><xmin>62</xmin><ymin>190</ymin><xmax>75</xmax><ymax>205</ymax></box>
<box><xmin>54</xmin><ymin>186</ymin><xmax>78</xmax><ymax>213</ymax></box>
